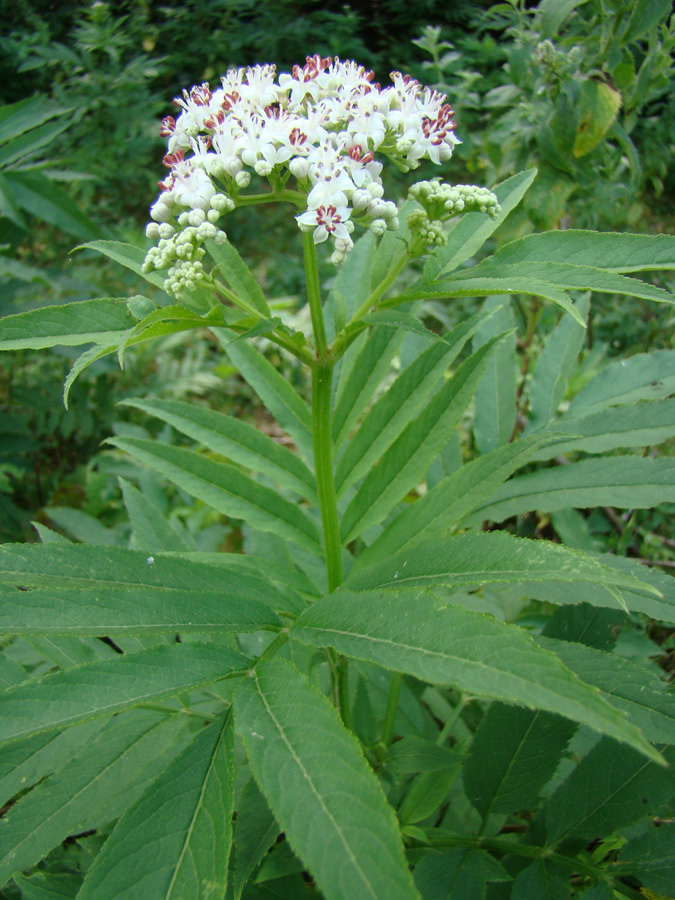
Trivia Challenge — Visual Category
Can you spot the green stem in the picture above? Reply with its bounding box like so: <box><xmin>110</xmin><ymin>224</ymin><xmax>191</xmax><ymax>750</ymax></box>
<box><xmin>311</xmin><ymin>364</ymin><xmax>342</xmax><ymax>591</ymax></box>
<box><xmin>381</xmin><ymin>671</ymin><xmax>403</xmax><ymax>746</ymax></box>
<box><xmin>303</xmin><ymin>232</ymin><xmax>328</xmax><ymax>359</ymax></box>
<box><xmin>427</xmin><ymin>833</ymin><xmax>610</xmax><ymax>882</ymax></box>
<box><xmin>435</xmin><ymin>693</ymin><xmax>466</xmax><ymax>745</ymax></box>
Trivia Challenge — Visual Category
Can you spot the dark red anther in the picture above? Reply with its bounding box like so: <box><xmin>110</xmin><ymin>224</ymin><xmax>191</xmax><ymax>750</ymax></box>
<box><xmin>162</xmin><ymin>149</ymin><xmax>185</xmax><ymax>168</ymax></box>
<box><xmin>160</xmin><ymin>116</ymin><xmax>176</xmax><ymax>137</ymax></box>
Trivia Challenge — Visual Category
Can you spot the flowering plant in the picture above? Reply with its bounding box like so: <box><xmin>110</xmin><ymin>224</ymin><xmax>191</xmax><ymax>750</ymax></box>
<box><xmin>1</xmin><ymin>57</ymin><xmax>675</xmax><ymax>900</ymax></box>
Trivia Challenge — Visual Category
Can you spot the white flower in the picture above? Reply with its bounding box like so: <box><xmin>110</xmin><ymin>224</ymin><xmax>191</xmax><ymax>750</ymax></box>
<box><xmin>296</xmin><ymin>204</ymin><xmax>352</xmax><ymax>244</ymax></box>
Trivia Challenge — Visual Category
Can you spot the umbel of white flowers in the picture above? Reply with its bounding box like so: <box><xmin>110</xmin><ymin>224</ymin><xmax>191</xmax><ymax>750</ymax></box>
<box><xmin>142</xmin><ymin>56</ymin><xmax>497</xmax><ymax>299</ymax></box>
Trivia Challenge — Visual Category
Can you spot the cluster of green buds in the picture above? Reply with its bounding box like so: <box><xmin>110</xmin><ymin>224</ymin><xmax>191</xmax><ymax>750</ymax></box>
<box><xmin>142</xmin><ymin>194</ymin><xmax>232</xmax><ymax>297</ymax></box>
<box><xmin>407</xmin><ymin>180</ymin><xmax>500</xmax><ymax>248</ymax></box>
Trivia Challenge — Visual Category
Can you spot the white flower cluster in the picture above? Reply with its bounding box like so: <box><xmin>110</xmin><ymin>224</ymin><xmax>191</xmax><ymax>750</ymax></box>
<box><xmin>143</xmin><ymin>56</ymin><xmax>461</xmax><ymax>292</ymax></box>
<box><xmin>407</xmin><ymin>180</ymin><xmax>500</xmax><ymax>248</ymax></box>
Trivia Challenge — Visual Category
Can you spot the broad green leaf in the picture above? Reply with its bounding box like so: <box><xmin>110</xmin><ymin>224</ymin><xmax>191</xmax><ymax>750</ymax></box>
<box><xmin>206</xmin><ymin>238</ymin><xmax>270</xmax><ymax>315</ymax></box>
<box><xmin>0</xmin><ymin>711</ymin><xmax>190</xmax><ymax>886</ymax></box>
<box><xmin>340</xmin><ymin>334</ymin><xmax>506</xmax><ymax>544</ymax></box>
<box><xmin>389</xmin><ymin>277</ymin><xmax>583</xmax><ymax>325</ymax></box>
<box><xmin>335</xmin><ymin>309</ymin><xmax>494</xmax><ymax>495</ymax></box>
<box><xmin>536</xmin><ymin>399</ymin><xmax>675</xmax><ymax>456</ymax></box>
<box><xmin>0</xmin><ymin>720</ymin><xmax>102</xmax><ymax>809</ymax></box>
<box><xmin>544</xmin><ymin>740</ymin><xmax>675</xmax><ymax>846</ymax></box>
<box><xmin>0</xmin><ymin>655</ymin><xmax>28</xmax><ymax>689</ymax></box>
<box><xmin>108</xmin><ymin>437</ymin><xmax>322</xmax><ymax>554</ymax></box>
<box><xmin>0</xmin><ymin>572</ymin><xmax>280</xmax><ymax>637</ymax></box>
<box><xmin>398</xmin><ymin>765</ymin><xmax>461</xmax><ymax>825</ymax></box>
<box><xmin>573</xmin><ymin>80</ymin><xmax>622</xmax><ymax>157</ymax></box>
<box><xmin>467</xmin><ymin>456</ymin><xmax>675</xmax><ymax>523</ymax></box>
<box><xmin>63</xmin><ymin>341</ymin><xmax>124</xmax><ymax>408</ymax></box>
<box><xmin>13</xmin><ymin>870</ymin><xmax>82</xmax><ymax>899</ymax></box>
<box><xmin>612</xmin><ymin>825</ymin><xmax>675</xmax><ymax>894</ymax></box>
<box><xmin>8</xmin><ymin>171</ymin><xmax>102</xmax><ymax>240</ymax></box>
<box><xmin>0</xmin><ymin>298</ymin><xmax>133</xmax><ymax>351</ymax></box>
<box><xmin>537</xmin><ymin>636</ymin><xmax>675</xmax><ymax>745</ymax></box>
<box><xmin>122</xmin><ymin>397</ymin><xmax>317</xmax><ymax>504</ymax></box>
<box><xmin>371</xmin><ymin>198</ymin><xmax>416</xmax><ymax>291</ymax></box>
<box><xmin>355</xmin><ymin>432</ymin><xmax>551</xmax><ymax>571</ymax></box>
<box><xmin>0</xmin><ymin>96</ymin><xmax>71</xmax><ymax>144</ymax></box>
<box><xmin>414</xmin><ymin>847</ymin><xmax>496</xmax><ymax>900</ymax></box>
<box><xmin>333</xmin><ymin>230</ymin><xmax>375</xmax><ymax>320</ymax></box>
<box><xmin>623</xmin><ymin>0</ymin><xmax>671</xmax><ymax>42</ymax></box>
<box><xmin>510</xmin><ymin>860</ymin><xmax>571</xmax><ymax>900</ymax></box>
<box><xmin>332</xmin><ymin>325</ymin><xmax>405</xmax><ymax>449</ymax></box>
<box><xmin>234</xmin><ymin>658</ymin><xmax>418</xmax><ymax>900</ymax></box>
<box><xmin>216</xmin><ymin>332</ymin><xmax>314</xmax><ymax>459</ymax></box>
<box><xmin>568</xmin><ymin>349</ymin><xmax>675</xmax><ymax>415</ymax></box>
<box><xmin>540</xmin><ymin>0</ymin><xmax>592</xmax><ymax>37</ymax></box>
<box><xmin>78</xmin><ymin>711</ymin><xmax>235</xmax><ymax>900</ymax></box>
<box><xmin>384</xmin><ymin>737</ymin><xmax>463</xmax><ymax>776</ymax></box>
<box><xmin>463</xmin><ymin>705</ymin><xmax>576</xmax><ymax>818</ymax></box>
<box><xmin>472</xmin><ymin>297</ymin><xmax>517</xmax><ymax>454</ymax></box>
<box><xmin>458</xmin><ymin>260</ymin><xmax>673</xmax><ymax>306</ymax></box>
<box><xmin>119</xmin><ymin>477</ymin><xmax>192</xmax><ymax>552</ymax></box>
<box><xmin>290</xmin><ymin>592</ymin><xmax>658</xmax><ymax>758</ymax></box>
<box><xmin>0</xmin><ymin>543</ymin><xmax>293</xmax><ymax>617</ymax></box>
<box><xmin>0</xmin><ymin>642</ymin><xmax>248</xmax><ymax>744</ymax></box>
<box><xmin>525</xmin><ymin>293</ymin><xmax>589</xmax><ymax>434</ymax></box>
<box><xmin>0</xmin><ymin>118</ymin><xmax>72</xmax><ymax>169</ymax></box>
<box><xmin>345</xmin><ymin>532</ymin><xmax>657</xmax><ymax>598</ymax></box>
<box><xmin>78</xmin><ymin>240</ymin><xmax>166</xmax><ymax>289</ymax></box>
<box><xmin>425</xmin><ymin>169</ymin><xmax>538</xmax><ymax>280</ymax></box>
<box><xmin>233</xmin><ymin>779</ymin><xmax>279</xmax><ymax>900</ymax></box>
<box><xmin>486</xmin><ymin>230</ymin><xmax>675</xmax><ymax>273</ymax></box>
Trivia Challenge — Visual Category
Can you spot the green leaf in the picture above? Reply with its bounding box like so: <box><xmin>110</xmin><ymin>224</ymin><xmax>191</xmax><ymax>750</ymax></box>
<box><xmin>334</xmin><ymin>231</ymin><xmax>375</xmax><ymax>320</ymax></box>
<box><xmin>77</xmin><ymin>240</ymin><xmax>166</xmax><ymax>289</ymax></box>
<box><xmin>0</xmin><ymin>720</ymin><xmax>102</xmax><ymax>809</ymax></box>
<box><xmin>459</xmin><ymin>260</ymin><xmax>673</xmax><ymax>306</ymax></box>
<box><xmin>0</xmin><ymin>96</ymin><xmax>71</xmax><ymax>144</ymax></box>
<box><xmin>345</xmin><ymin>532</ymin><xmax>656</xmax><ymax>599</ymax></box>
<box><xmin>234</xmin><ymin>658</ymin><xmax>418</xmax><ymax>900</ymax></box>
<box><xmin>385</xmin><ymin>737</ymin><xmax>463</xmax><ymax>776</ymax></box>
<box><xmin>63</xmin><ymin>342</ymin><xmax>124</xmax><ymax>408</ymax></box>
<box><xmin>525</xmin><ymin>293</ymin><xmax>589</xmax><ymax>434</ymax></box>
<box><xmin>357</xmin><ymin>310</ymin><xmax>442</xmax><ymax>342</ymax></box>
<box><xmin>573</xmin><ymin>80</ymin><xmax>622</xmax><ymax>157</ymax></box>
<box><xmin>7</xmin><ymin>171</ymin><xmax>102</xmax><ymax>240</ymax></box>
<box><xmin>612</xmin><ymin>825</ymin><xmax>675</xmax><ymax>894</ymax></box>
<box><xmin>398</xmin><ymin>765</ymin><xmax>461</xmax><ymax>825</ymax></box>
<box><xmin>0</xmin><ymin>117</ymin><xmax>72</xmax><ymax>169</ymax></box>
<box><xmin>119</xmin><ymin>478</ymin><xmax>192</xmax><ymax>553</ymax></box>
<box><xmin>622</xmin><ymin>0</ymin><xmax>672</xmax><ymax>43</ymax></box>
<box><xmin>290</xmin><ymin>591</ymin><xmax>659</xmax><ymax>758</ymax></box>
<box><xmin>485</xmin><ymin>231</ymin><xmax>675</xmax><ymax>273</ymax></box>
<box><xmin>540</xmin><ymin>0</ymin><xmax>592</xmax><ymax>37</ymax></box>
<box><xmin>0</xmin><ymin>711</ymin><xmax>190</xmax><ymax>886</ymax></box>
<box><xmin>425</xmin><ymin>169</ymin><xmax>538</xmax><ymax>280</ymax></box>
<box><xmin>371</xmin><ymin>198</ymin><xmax>416</xmax><ymax>291</ymax></box>
<box><xmin>0</xmin><ymin>298</ymin><xmax>133</xmax><ymax>351</ymax></box>
<box><xmin>536</xmin><ymin>399</ymin><xmax>675</xmax><ymax>456</ymax></box>
<box><xmin>472</xmin><ymin>297</ymin><xmax>518</xmax><ymax>453</ymax></box>
<box><xmin>332</xmin><ymin>325</ymin><xmax>405</xmax><ymax>449</ymax></box>
<box><xmin>414</xmin><ymin>847</ymin><xmax>495</xmax><ymax>900</ymax></box>
<box><xmin>568</xmin><ymin>349</ymin><xmax>675</xmax><ymax>415</ymax></box>
<box><xmin>206</xmin><ymin>238</ymin><xmax>270</xmax><ymax>315</ymax></box>
<box><xmin>0</xmin><ymin>642</ymin><xmax>248</xmax><ymax>745</ymax></box>
<box><xmin>544</xmin><ymin>740</ymin><xmax>675</xmax><ymax>846</ymax></box>
<box><xmin>467</xmin><ymin>456</ymin><xmax>675</xmax><ymax>523</ymax></box>
<box><xmin>233</xmin><ymin>779</ymin><xmax>279</xmax><ymax>900</ymax></box>
<box><xmin>510</xmin><ymin>860</ymin><xmax>571</xmax><ymax>900</ymax></box>
<box><xmin>463</xmin><ymin>705</ymin><xmax>576</xmax><ymax>818</ymax></box>
<box><xmin>390</xmin><ymin>278</ymin><xmax>583</xmax><ymax>325</ymax></box>
<box><xmin>335</xmin><ymin>308</ymin><xmax>494</xmax><ymax>496</ymax></box>
<box><xmin>0</xmin><ymin>543</ymin><xmax>292</xmax><ymax>620</ymax></box>
<box><xmin>78</xmin><ymin>711</ymin><xmax>235</xmax><ymax>900</ymax></box>
<box><xmin>354</xmin><ymin>432</ymin><xmax>551</xmax><ymax>571</ymax></box>
<box><xmin>340</xmin><ymin>334</ymin><xmax>506</xmax><ymax>544</ymax></box>
<box><xmin>216</xmin><ymin>332</ymin><xmax>313</xmax><ymax>459</ymax></box>
<box><xmin>537</xmin><ymin>636</ymin><xmax>675</xmax><ymax>745</ymax></box>
<box><xmin>107</xmin><ymin>437</ymin><xmax>322</xmax><ymax>554</ymax></box>
<box><xmin>122</xmin><ymin>397</ymin><xmax>317</xmax><ymax>504</ymax></box>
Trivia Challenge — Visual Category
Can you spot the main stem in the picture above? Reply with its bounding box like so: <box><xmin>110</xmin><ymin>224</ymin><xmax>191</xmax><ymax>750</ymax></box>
<box><xmin>304</xmin><ymin>235</ymin><xmax>350</xmax><ymax>725</ymax></box>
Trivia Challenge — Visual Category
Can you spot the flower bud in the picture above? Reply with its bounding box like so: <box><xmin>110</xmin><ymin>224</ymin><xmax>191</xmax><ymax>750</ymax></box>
<box><xmin>235</xmin><ymin>170</ymin><xmax>251</xmax><ymax>188</ymax></box>
<box><xmin>289</xmin><ymin>157</ymin><xmax>309</xmax><ymax>179</ymax></box>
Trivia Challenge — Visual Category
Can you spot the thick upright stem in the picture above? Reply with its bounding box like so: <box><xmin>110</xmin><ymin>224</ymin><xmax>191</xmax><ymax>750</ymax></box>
<box><xmin>303</xmin><ymin>232</ymin><xmax>328</xmax><ymax>360</ymax></box>
<box><xmin>311</xmin><ymin>364</ymin><xmax>342</xmax><ymax>592</ymax></box>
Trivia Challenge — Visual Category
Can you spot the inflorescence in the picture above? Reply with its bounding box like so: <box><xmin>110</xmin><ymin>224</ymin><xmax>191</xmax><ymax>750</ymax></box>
<box><xmin>142</xmin><ymin>57</ymin><xmax>496</xmax><ymax>299</ymax></box>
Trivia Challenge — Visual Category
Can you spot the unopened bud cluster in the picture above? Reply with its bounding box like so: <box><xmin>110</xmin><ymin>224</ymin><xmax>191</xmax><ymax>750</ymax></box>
<box><xmin>407</xmin><ymin>181</ymin><xmax>500</xmax><ymax>248</ymax></box>
<box><xmin>143</xmin><ymin>57</ymin><xmax>463</xmax><ymax>292</ymax></box>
